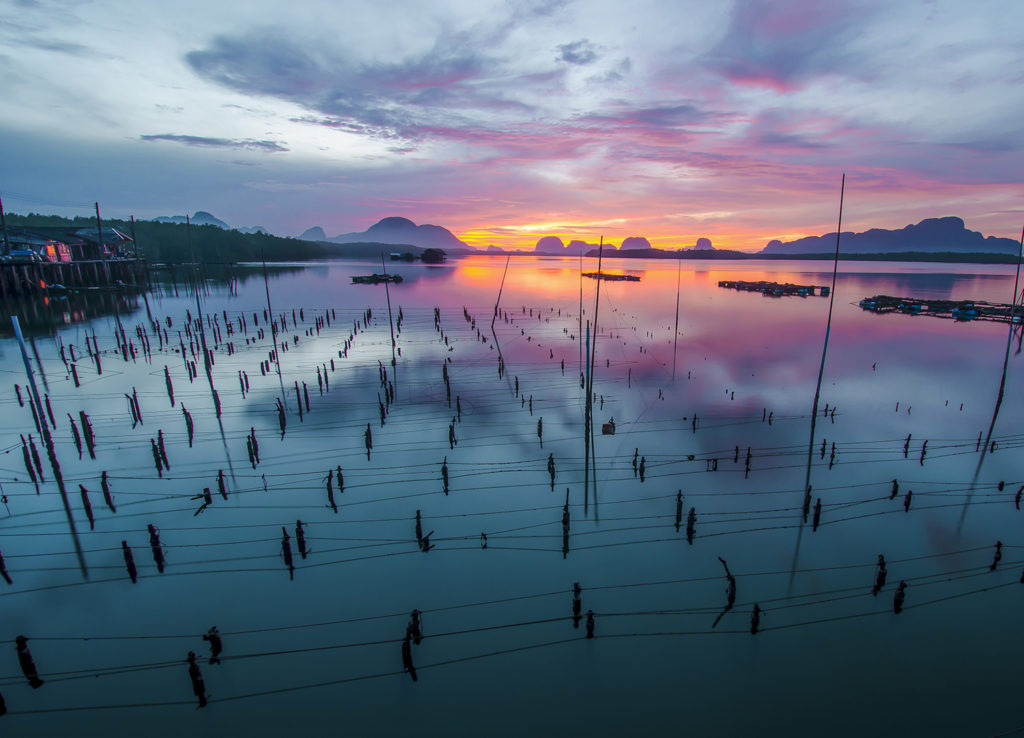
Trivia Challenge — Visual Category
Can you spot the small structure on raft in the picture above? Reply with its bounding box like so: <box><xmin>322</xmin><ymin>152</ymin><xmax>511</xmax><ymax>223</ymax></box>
<box><xmin>583</xmin><ymin>272</ymin><xmax>641</xmax><ymax>282</ymax></box>
<box><xmin>859</xmin><ymin>295</ymin><xmax>1024</xmax><ymax>324</ymax></box>
<box><xmin>352</xmin><ymin>274</ymin><xmax>404</xmax><ymax>285</ymax></box>
<box><xmin>718</xmin><ymin>280</ymin><xmax>828</xmax><ymax>297</ymax></box>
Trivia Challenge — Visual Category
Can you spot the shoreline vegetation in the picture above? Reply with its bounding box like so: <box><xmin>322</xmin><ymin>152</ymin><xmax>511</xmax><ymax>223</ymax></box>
<box><xmin>6</xmin><ymin>213</ymin><xmax>1018</xmax><ymax>265</ymax></box>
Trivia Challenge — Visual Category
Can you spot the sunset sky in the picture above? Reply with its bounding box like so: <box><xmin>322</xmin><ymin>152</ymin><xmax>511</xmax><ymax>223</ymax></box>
<box><xmin>1</xmin><ymin>0</ymin><xmax>1021</xmax><ymax>251</ymax></box>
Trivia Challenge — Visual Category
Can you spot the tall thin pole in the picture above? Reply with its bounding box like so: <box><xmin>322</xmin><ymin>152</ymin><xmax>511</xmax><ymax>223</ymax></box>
<box><xmin>672</xmin><ymin>257</ymin><xmax>681</xmax><ymax>380</ymax></box>
<box><xmin>12</xmin><ymin>316</ymin><xmax>88</xmax><ymax>578</ymax></box>
<box><xmin>587</xmin><ymin>237</ymin><xmax>604</xmax><ymax>412</ymax></box>
<box><xmin>261</xmin><ymin>247</ymin><xmax>287</xmax><ymax>409</ymax></box>
<box><xmin>790</xmin><ymin>174</ymin><xmax>845</xmax><ymax>590</ymax></box>
<box><xmin>578</xmin><ymin>246</ymin><xmax>583</xmax><ymax>375</ymax></box>
<box><xmin>583</xmin><ymin>319</ymin><xmax>590</xmax><ymax>513</ymax></box>
<box><xmin>585</xmin><ymin>237</ymin><xmax>604</xmax><ymax>507</ymax></box>
<box><xmin>802</xmin><ymin>174</ymin><xmax>844</xmax><ymax>504</ymax></box>
<box><xmin>186</xmin><ymin>216</ymin><xmax>211</xmax><ymax>377</ymax></box>
<box><xmin>130</xmin><ymin>215</ymin><xmax>139</xmax><ymax>259</ymax></box>
<box><xmin>958</xmin><ymin>222</ymin><xmax>1024</xmax><ymax>528</ymax></box>
<box><xmin>0</xmin><ymin>193</ymin><xmax>11</xmax><ymax>257</ymax></box>
<box><xmin>381</xmin><ymin>255</ymin><xmax>398</xmax><ymax>374</ymax></box>
<box><xmin>492</xmin><ymin>254</ymin><xmax>511</xmax><ymax>332</ymax></box>
<box><xmin>95</xmin><ymin>202</ymin><xmax>106</xmax><ymax>262</ymax></box>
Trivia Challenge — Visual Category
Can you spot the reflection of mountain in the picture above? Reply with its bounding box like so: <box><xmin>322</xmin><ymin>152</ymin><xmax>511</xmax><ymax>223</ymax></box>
<box><xmin>761</xmin><ymin>217</ymin><xmax>1019</xmax><ymax>255</ymax></box>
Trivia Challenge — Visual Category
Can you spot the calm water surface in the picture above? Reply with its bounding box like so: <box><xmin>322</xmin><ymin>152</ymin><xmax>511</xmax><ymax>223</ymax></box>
<box><xmin>0</xmin><ymin>256</ymin><xmax>1021</xmax><ymax>737</ymax></box>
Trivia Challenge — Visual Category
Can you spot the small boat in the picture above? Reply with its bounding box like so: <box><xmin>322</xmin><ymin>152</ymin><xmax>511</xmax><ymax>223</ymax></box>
<box><xmin>351</xmin><ymin>274</ymin><xmax>403</xmax><ymax>284</ymax></box>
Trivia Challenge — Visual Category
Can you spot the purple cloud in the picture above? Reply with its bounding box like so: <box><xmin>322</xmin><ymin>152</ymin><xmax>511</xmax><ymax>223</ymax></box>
<box><xmin>141</xmin><ymin>134</ymin><xmax>288</xmax><ymax>152</ymax></box>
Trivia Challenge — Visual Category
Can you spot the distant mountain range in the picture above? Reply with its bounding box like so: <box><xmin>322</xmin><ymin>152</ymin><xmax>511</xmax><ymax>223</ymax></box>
<box><xmin>302</xmin><ymin>217</ymin><xmax>470</xmax><ymax>251</ymax></box>
<box><xmin>153</xmin><ymin>211</ymin><xmax>267</xmax><ymax>235</ymax></box>
<box><xmin>760</xmin><ymin>217</ymin><xmax>1018</xmax><ymax>255</ymax></box>
<box><xmin>152</xmin><ymin>211</ymin><xmax>1017</xmax><ymax>258</ymax></box>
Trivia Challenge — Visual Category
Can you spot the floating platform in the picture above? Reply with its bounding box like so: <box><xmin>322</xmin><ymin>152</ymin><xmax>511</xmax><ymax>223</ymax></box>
<box><xmin>718</xmin><ymin>280</ymin><xmax>828</xmax><ymax>297</ymax></box>
<box><xmin>859</xmin><ymin>295</ymin><xmax>1023</xmax><ymax>324</ymax></box>
<box><xmin>583</xmin><ymin>272</ymin><xmax>640</xmax><ymax>282</ymax></box>
<box><xmin>352</xmin><ymin>274</ymin><xmax>403</xmax><ymax>284</ymax></box>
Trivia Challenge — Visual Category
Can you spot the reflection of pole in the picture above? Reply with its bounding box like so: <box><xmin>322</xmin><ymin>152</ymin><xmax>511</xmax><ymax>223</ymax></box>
<box><xmin>262</xmin><ymin>247</ymin><xmax>287</xmax><ymax>409</ymax></box>
<box><xmin>672</xmin><ymin>257</ymin><xmax>681</xmax><ymax>381</ymax></box>
<box><xmin>958</xmin><ymin>222</ymin><xmax>1024</xmax><ymax>529</ymax></box>
<box><xmin>12</xmin><ymin>316</ymin><xmax>88</xmax><ymax>578</ymax></box>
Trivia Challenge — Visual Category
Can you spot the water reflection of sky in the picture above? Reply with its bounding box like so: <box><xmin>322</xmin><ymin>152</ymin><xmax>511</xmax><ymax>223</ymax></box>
<box><xmin>1</xmin><ymin>257</ymin><xmax>1021</xmax><ymax>737</ymax></box>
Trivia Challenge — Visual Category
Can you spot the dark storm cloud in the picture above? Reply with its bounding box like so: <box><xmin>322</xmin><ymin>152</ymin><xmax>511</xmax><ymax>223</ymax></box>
<box><xmin>701</xmin><ymin>0</ymin><xmax>876</xmax><ymax>90</ymax></box>
<box><xmin>185</xmin><ymin>29</ymin><xmax>549</xmax><ymax>141</ymax></box>
<box><xmin>140</xmin><ymin>134</ymin><xmax>289</xmax><ymax>152</ymax></box>
<box><xmin>557</xmin><ymin>38</ymin><xmax>598</xmax><ymax>65</ymax></box>
<box><xmin>577</xmin><ymin>102</ymin><xmax>712</xmax><ymax>130</ymax></box>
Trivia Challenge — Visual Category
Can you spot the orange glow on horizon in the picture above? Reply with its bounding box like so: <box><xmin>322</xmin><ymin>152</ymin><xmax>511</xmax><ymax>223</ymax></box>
<box><xmin>455</xmin><ymin>228</ymin><xmax>817</xmax><ymax>253</ymax></box>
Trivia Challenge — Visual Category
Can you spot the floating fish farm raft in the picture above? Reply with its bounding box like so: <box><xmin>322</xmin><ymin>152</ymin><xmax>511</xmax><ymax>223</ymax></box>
<box><xmin>583</xmin><ymin>272</ymin><xmax>641</xmax><ymax>282</ymax></box>
<box><xmin>718</xmin><ymin>280</ymin><xmax>829</xmax><ymax>297</ymax></box>
<box><xmin>858</xmin><ymin>295</ymin><xmax>1023</xmax><ymax>323</ymax></box>
<box><xmin>351</xmin><ymin>273</ymin><xmax>404</xmax><ymax>284</ymax></box>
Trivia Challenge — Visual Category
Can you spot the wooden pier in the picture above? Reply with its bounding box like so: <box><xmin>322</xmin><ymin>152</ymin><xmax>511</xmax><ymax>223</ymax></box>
<box><xmin>718</xmin><ymin>280</ymin><xmax>829</xmax><ymax>297</ymax></box>
<box><xmin>858</xmin><ymin>295</ymin><xmax>1023</xmax><ymax>324</ymax></box>
<box><xmin>0</xmin><ymin>259</ymin><xmax>150</xmax><ymax>336</ymax></box>
<box><xmin>0</xmin><ymin>258</ymin><xmax>149</xmax><ymax>301</ymax></box>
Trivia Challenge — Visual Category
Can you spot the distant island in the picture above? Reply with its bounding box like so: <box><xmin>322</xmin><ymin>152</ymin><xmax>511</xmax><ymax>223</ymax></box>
<box><xmin>301</xmin><ymin>216</ymin><xmax>472</xmax><ymax>252</ymax></box>
<box><xmin>570</xmin><ymin>217</ymin><xmax>1020</xmax><ymax>263</ymax></box>
<box><xmin>759</xmin><ymin>216</ymin><xmax>1019</xmax><ymax>256</ymax></box>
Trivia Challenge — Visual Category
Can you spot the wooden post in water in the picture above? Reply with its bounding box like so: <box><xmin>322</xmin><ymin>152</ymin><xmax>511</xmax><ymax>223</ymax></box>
<box><xmin>12</xmin><ymin>316</ymin><xmax>88</xmax><ymax>578</ymax></box>
<box><xmin>672</xmin><ymin>257</ymin><xmax>681</xmax><ymax>381</ymax></box>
